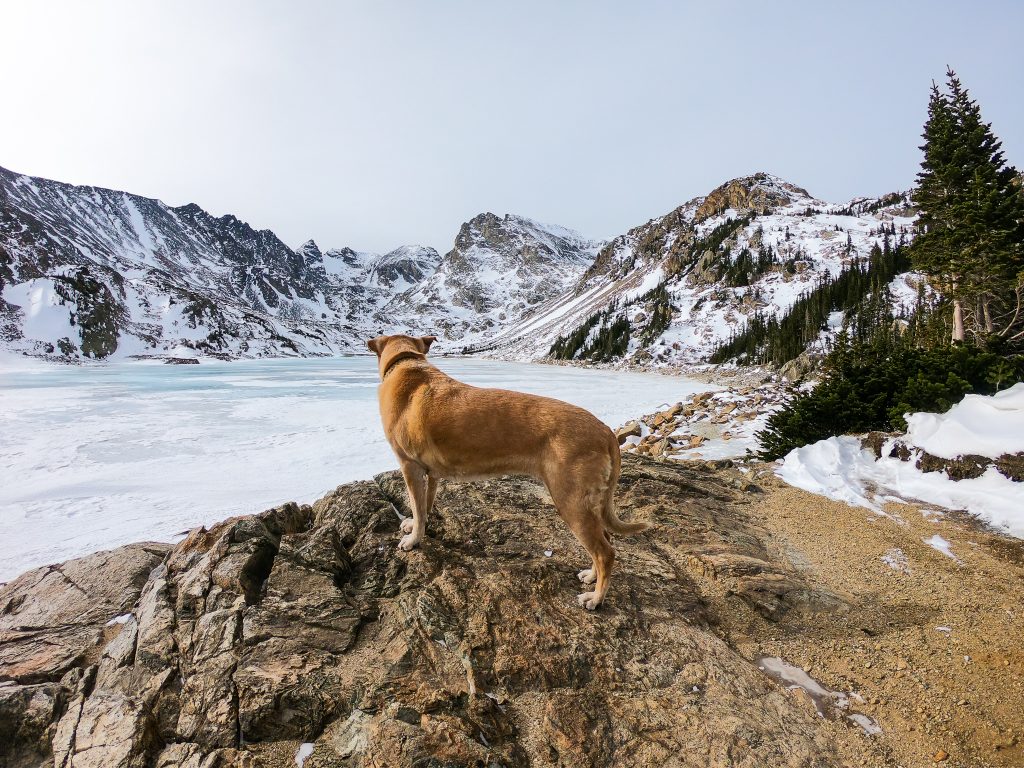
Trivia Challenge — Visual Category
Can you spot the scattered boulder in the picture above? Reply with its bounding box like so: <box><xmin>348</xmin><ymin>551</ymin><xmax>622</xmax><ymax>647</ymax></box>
<box><xmin>615</xmin><ymin>421</ymin><xmax>642</xmax><ymax>444</ymax></box>
<box><xmin>692</xmin><ymin>391</ymin><xmax>715</xmax><ymax>406</ymax></box>
<box><xmin>779</xmin><ymin>351</ymin><xmax>820</xmax><ymax>382</ymax></box>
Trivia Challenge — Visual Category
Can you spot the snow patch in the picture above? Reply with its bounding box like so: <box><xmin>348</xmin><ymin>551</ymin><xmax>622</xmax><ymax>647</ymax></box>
<box><xmin>904</xmin><ymin>382</ymin><xmax>1024</xmax><ymax>460</ymax></box>
<box><xmin>295</xmin><ymin>743</ymin><xmax>315</xmax><ymax>767</ymax></box>
<box><xmin>923</xmin><ymin>535</ymin><xmax>959</xmax><ymax>562</ymax></box>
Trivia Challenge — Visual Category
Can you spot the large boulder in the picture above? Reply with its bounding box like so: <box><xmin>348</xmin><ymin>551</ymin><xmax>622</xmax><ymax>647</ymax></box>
<box><xmin>0</xmin><ymin>457</ymin><xmax>845</xmax><ymax>767</ymax></box>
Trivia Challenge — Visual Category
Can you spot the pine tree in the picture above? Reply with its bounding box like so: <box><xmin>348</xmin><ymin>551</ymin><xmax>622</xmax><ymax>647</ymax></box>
<box><xmin>946</xmin><ymin>71</ymin><xmax>1024</xmax><ymax>342</ymax></box>
<box><xmin>911</xmin><ymin>69</ymin><xmax>1024</xmax><ymax>346</ymax></box>
<box><xmin>912</xmin><ymin>79</ymin><xmax>967</xmax><ymax>341</ymax></box>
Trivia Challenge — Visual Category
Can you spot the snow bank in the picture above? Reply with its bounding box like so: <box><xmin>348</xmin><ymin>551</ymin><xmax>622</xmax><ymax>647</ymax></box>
<box><xmin>905</xmin><ymin>382</ymin><xmax>1024</xmax><ymax>459</ymax></box>
<box><xmin>776</xmin><ymin>386</ymin><xmax>1024</xmax><ymax>539</ymax></box>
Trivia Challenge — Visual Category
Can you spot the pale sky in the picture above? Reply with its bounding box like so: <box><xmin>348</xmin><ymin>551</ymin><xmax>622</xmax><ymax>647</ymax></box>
<box><xmin>2</xmin><ymin>1</ymin><xmax>1022</xmax><ymax>254</ymax></box>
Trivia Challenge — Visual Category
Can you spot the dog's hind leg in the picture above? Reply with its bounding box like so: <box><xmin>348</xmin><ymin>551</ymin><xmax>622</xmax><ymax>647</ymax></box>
<box><xmin>398</xmin><ymin>461</ymin><xmax>429</xmax><ymax>551</ymax></box>
<box><xmin>554</xmin><ymin>492</ymin><xmax>613</xmax><ymax>609</ymax></box>
<box><xmin>572</xmin><ymin>515</ymin><xmax>614</xmax><ymax>610</ymax></box>
<box><xmin>577</xmin><ymin>531</ymin><xmax>611</xmax><ymax>585</ymax></box>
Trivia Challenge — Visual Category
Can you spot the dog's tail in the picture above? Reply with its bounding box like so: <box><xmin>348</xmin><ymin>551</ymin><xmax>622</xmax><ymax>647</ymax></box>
<box><xmin>601</xmin><ymin>431</ymin><xmax>651</xmax><ymax>536</ymax></box>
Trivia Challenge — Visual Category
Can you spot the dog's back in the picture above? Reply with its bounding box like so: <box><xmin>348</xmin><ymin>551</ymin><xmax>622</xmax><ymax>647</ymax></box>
<box><xmin>369</xmin><ymin>333</ymin><xmax>648</xmax><ymax>609</ymax></box>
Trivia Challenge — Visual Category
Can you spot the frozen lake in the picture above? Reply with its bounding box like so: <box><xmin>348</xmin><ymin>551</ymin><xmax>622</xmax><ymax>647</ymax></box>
<box><xmin>0</xmin><ymin>355</ymin><xmax>714</xmax><ymax>582</ymax></box>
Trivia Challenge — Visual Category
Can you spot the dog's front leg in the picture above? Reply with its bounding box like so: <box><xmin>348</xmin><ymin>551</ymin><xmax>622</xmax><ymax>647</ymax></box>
<box><xmin>398</xmin><ymin>461</ymin><xmax>429</xmax><ymax>551</ymax></box>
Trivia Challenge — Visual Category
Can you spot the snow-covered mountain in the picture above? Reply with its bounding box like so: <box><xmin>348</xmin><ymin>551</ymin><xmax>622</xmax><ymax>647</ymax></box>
<box><xmin>1</xmin><ymin>165</ymin><xmax>917</xmax><ymax>366</ymax></box>
<box><xmin>385</xmin><ymin>213</ymin><xmax>602</xmax><ymax>339</ymax></box>
<box><xmin>475</xmin><ymin>173</ymin><xmax>918</xmax><ymax>365</ymax></box>
<box><xmin>0</xmin><ymin>165</ymin><xmax>596</xmax><ymax>360</ymax></box>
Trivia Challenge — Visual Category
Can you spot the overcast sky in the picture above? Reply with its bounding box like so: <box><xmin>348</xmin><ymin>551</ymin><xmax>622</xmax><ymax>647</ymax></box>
<box><xmin>2</xmin><ymin>1</ymin><xmax>1022</xmax><ymax>253</ymax></box>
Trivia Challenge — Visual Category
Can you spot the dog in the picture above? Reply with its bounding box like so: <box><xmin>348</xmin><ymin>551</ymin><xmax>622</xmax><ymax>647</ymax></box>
<box><xmin>367</xmin><ymin>333</ymin><xmax>650</xmax><ymax>609</ymax></box>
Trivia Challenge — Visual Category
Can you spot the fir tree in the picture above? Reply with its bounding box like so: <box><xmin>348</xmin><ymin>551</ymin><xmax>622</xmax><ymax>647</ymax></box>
<box><xmin>911</xmin><ymin>69</ymin><xmax>1024</xmax><ymax>346</ymax></box>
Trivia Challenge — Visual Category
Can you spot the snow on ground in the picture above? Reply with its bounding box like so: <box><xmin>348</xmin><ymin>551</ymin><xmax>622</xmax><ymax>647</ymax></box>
<box><xmin>923</xmin><ymin>534</ymin><xmax>960</xmax><ymax>562</ymax></box>
<box><xmin>904</xmin><ymin>383</ymin><xmax>1024</xmax><ymax>460</ymax></box>
<box><xmin>2</xmin><ymin>278</ymin><xmax>78</xmax><ymax>345</ymax></box>
<box><xmin>776</xmin><ymin>386</ymin><xmax>1024</xmax><ymax>539</ymax></box>
<box><xmin>756</xmin><ymin>656</ymin><xmax>880</xmax><ymax>735</ymax></box>
<box><xmin>0</xmin><ymin>356</ymin><xmax>705</xmax><ymax>582</ymax></box>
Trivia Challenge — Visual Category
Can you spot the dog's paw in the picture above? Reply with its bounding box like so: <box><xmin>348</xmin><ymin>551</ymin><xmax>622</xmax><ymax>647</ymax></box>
<box><xmin>576</xmin><ymin>591</ymin><xmax>603</xmax><ymax>611</ymax></box>
<box><xmin>400</xmin><ymin>518</ymin><xmax>415</xmax><ymax>534</ymax></box>
<box><xmin>577</xmin><ymin>568</ymin><xmax>596</xmax><ymax>584</ymax></box>
<box><xmin>397</xmin><ymin>533</ymin><xmax>421</xmax><ymax>551</ymax></box>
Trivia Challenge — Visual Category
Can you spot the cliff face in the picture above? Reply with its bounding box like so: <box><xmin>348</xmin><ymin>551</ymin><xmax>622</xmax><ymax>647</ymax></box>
<box><xmin>1</xmin><ymin>456</ymin><xmax>840</xmax><ymax>768</ymax></box>
<box><xmin>692</xmin><ymin>173</ymin><xmax>811</xmax><ymax>224</ymax></box>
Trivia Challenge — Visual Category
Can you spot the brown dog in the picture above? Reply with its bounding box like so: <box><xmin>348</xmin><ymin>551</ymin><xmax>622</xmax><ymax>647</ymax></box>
<box><xmin>367</xmin><ymin>333</ymin><xmax>649</xmax><ymax>609</ymax></box>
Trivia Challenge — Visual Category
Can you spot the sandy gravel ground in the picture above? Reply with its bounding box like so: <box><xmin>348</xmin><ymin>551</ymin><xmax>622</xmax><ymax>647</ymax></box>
<box><xmin>695</xmin><ymin>461</ymin><xmax>1024</xmax><ymax>768</ymax></box>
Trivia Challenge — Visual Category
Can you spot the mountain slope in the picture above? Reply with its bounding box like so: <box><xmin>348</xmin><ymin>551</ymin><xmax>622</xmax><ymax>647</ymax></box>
<box><xmin>1</xmin><ymin>165</ymin><xmax>917</xmax><ymax>367</ymax></box>
<box><xmin>0</xmin><ymin>166</ymin><xmax>597</xmax><ymax>360</ymax></box>
<box><xmin>383</xmin><ymin>212</ymin><xmax>602</xmax><ymax>339</ymax></box>
<box><xmin>476</xmin><ymin>173</ymin><xmax>918</xmax><ymax>366</ymax></box>
<box><xmin>0</xmin><ymin>165</ymin><xmax>359</xmax><ymax>359</ymax></box>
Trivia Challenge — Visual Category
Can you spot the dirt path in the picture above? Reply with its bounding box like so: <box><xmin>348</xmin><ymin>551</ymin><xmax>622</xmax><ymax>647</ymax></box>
<box><xmin>695</xmin><ymin>462</ymin><xmax>1024</xmax><ymax>768</ymax></box>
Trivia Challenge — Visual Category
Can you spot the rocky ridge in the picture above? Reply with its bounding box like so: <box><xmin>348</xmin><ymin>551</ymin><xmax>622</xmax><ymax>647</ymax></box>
<box><xmin>476</xmin><ymin>173</ymin><xmax>918</xmax><ymax>366</ymax></box>
<box><xmin>3</xmin><ymin>165</ymin><xmax>916</xmax><ymax>369</ymax></box>
<box><xmin>0</xmin><ymin>166</ymin><xmax>596</xmax><ymax>362</ymax></box>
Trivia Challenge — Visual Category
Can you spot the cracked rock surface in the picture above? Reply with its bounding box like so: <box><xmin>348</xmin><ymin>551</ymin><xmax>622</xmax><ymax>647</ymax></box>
<box><xmin>2</xmin><ymin>456</ymin><xmax>854</xmax><ymax>767</ymax></box>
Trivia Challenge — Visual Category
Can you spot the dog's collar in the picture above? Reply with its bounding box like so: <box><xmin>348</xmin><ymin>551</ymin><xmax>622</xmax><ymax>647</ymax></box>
<box><xmin>381</xmin><ymin>351</ymin><xmax>425</xmax><ymax>379</ymax></box>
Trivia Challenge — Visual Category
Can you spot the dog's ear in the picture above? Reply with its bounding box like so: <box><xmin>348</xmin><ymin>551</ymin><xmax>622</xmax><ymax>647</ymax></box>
<box><xmin>367</xmin><ymin>336</ymin><xmax>385</xmax><ymax>356</ymax></box>
<box><xmin>420</xmin><ymin>335</ymin><xmax>437</xmax><ymax>353</ymax></box>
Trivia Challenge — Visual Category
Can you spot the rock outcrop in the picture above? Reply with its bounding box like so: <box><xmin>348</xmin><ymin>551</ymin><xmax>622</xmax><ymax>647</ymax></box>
<box><xmin>1</xmin><ymin>457</ymin><xmax>851</xmax><ymax>767</ymax></box>
<box><xmin>693</xmin><ymin>173</ymin><xmax>811</xmax><ymax>223</ymax></box>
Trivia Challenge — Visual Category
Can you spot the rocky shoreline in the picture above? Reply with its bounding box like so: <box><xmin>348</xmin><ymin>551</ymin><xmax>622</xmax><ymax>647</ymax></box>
<box><xmin>616</xmin><ymin>378</ymin><xmax>787</xmax><ymax>461</ymax></box>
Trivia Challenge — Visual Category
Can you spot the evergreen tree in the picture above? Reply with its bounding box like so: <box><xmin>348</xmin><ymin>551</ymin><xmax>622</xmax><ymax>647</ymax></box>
<box><xmin>911</xmin><ymin>69</ymin><xmax>1024</xmax><ymax>347</ymax></box>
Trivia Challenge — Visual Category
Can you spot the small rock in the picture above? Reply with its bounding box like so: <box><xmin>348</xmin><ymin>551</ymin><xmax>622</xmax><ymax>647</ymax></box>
<box><xmin>615</xmin><ymin>421</ymin><xmax>642</xmax><ymax>444</ymax></box>
<box><xmin>932</xmin><ymin>749</ymin><xmax>949</xmax><ymax>762</ymax></box>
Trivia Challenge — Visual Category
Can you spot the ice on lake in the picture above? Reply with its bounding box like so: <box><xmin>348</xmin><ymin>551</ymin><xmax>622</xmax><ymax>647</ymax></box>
<box><xmin>0</xmin><ymin>355</ymin><xmax>714</xmax><ymax>582</ymax></box>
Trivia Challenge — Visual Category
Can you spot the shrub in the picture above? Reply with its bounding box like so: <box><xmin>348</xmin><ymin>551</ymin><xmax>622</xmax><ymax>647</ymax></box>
<box><xmin>756</xmin><ymin>333</ymin><xmax>1024</xmax><ymax>459</ymax></box>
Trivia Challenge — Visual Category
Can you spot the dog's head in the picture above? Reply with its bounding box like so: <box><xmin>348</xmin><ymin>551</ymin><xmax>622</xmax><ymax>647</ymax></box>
<box><xmin>367</xmin><ymin>334</ymin><xmax>437</xmax><ymax>379</ymax></box>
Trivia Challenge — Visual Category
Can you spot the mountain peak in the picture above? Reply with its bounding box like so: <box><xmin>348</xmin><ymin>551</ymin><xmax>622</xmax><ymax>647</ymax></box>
<box><xmin>694</xmin><ymin>172</ymin><xmax>813</xmax><ymax>223</ymax></box>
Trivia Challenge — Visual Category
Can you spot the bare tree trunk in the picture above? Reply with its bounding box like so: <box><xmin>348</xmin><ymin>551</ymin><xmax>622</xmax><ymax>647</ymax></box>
<box><xmin>952</xmin><ymin>298</ymin><xmax>965</xmax><ymax>343</ymax></box>
<box><xmin>982</xmin><ymin>295</ymin><xmax>994</xmax><ymax>334</ymax></box>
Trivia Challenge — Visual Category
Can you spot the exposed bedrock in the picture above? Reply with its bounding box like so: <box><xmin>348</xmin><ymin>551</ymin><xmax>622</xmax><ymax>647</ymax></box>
<box><xmin>0</xmin><ymin>456</ymin><xmax>846</xmax><ymax>767</ymax></box>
